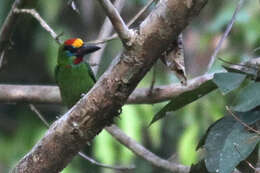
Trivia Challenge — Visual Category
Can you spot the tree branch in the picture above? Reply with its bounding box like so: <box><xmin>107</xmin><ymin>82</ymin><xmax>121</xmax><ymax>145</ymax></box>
<box><xmin>87</xmin><ymin>0</ymin><xmax>156</xmax><ymax>45</ymax></box>
<box><xmin>0</xmin><ymin>74</ymin><xmax>213</xmax><ymax>105</ymax></box>
<box><xmin>0</xmin><ymin>85</ymin><xmax>61</xmax><ymax>104</ymax></box>
<box><xmin>2</xmin><ymin>55</ymin><xmax>258</xmax><ymax>105</ymax></box>
<box><xmin>128</xmin><ymin>73</ymin><xmax>213</xmax><ymax>104</ymax></box>
<box><xmin>207</xmin><ymin>0</ymin><xmax>244</xmax><ymax>71</ymax></box>
<box><xmin>30</xmin><ymin>97</ymin><xmax>188</xmax><ymax>172</ymax></box>
<box><xmin>29</xmin><ymin>104</ymin><xmax>135</xmax><ymax>171</ymax></box>
<box><xmin>106</xmin><ymin>125</ymin><xmax>189</xmax><ymax>173</ymax></box>
<box><xmin>13</xmin><ymin>8</ymin><xmax>61</xmax><ymax>44</ymax></box>
<box><xmin>89</xmin><ymin>0</ymin><xmax>126</xmax><ymax>74</ymax></box>
<box><xmin>97</xmin><ymin>0</ymin><xmax>133</xmax><ymax>46</ymax></box>
<box><xmin>11</xmin><ymin>0</ymin><xmax>208</xmax><ymax>172</ymax></box>
<box><xmin>127</xmin><ymin>0</ymin><xmax>156</xmax><ymax>27</ymax></box>
<box><xmin>0</xmin><ymin>0</ymin><xmax>40</xmax><ymax>61</ymax></box>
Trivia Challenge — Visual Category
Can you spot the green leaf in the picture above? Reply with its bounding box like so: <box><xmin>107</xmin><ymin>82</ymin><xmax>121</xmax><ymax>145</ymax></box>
<box><xmin>232</xmin><ymin>82</ymin><xmax>260</xmax><ymax>112</ymax></box>
<box><xmin>200</xmin><ymin>111</ymin><xmax>260</xmax><ymax>173</ymax></box>
<box><xmin>149</xmin><ymin>80</ymin><xmax>217</xmax><ymax>126</ymax></box>
<box><xmin>196</xmin><ymin>119</ymin><xmax>222</xmax><ymax>150</ymax></box>
<box><xmin>213</xmin><ymin>72</ymin><xmax>246</xmax><ymax>95</ymax></box>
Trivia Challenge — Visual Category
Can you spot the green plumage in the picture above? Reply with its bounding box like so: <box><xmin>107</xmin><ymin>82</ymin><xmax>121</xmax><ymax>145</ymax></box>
<box><xmin>55</xmin><ymin>42</ymin><xmax>98</xmax><ymax>108</ymax></box>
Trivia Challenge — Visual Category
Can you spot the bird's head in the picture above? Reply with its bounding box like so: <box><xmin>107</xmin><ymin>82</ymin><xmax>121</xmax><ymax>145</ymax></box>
<box><xmin>58</xmin><ymin>38</ymin><xmax>100</xmax><ymax>65</ymax></box>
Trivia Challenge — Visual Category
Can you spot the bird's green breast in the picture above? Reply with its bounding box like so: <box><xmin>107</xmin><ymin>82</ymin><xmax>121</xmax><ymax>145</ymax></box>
<box><xmin>55</xmin><ymin>63</ymin><xmax>96</xmax><ymax>108</ymax></box>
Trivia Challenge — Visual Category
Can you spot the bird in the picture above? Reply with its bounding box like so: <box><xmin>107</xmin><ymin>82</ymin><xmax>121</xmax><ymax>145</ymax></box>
<box><xmin>55</xmin><ymin>38</ymin><xmax>100</xmax><ymax>108</ymax></box>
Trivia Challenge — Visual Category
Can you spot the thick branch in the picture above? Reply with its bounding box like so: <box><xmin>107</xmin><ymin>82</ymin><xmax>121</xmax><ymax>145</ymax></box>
<box><xmin>12</xmin><ymin>1</ymin><xmax>208</xmax><ymax>172</ymax></box>
<box><xmin>29</xmin><ymin>104</ymin><xmax>135</xmax><ymax>171</ymax></box>
<box><xmin>106</xmin><ymin>125</ymin><xmax>189</xmax><ymax>172</ymax></box>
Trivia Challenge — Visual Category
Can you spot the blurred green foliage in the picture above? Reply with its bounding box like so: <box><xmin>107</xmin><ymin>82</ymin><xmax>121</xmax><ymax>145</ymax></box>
<box><xmin>0</xmin><ymin>0</ymin><xmax>260</xmax><ymax>173</ymax></box>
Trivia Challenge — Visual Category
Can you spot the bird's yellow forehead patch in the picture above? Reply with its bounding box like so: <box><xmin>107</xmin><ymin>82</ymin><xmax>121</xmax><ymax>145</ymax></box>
<box><xmin>72</xmin><ymin>38</ymin><xmax>84</xmax><ymax>48</ymax></box>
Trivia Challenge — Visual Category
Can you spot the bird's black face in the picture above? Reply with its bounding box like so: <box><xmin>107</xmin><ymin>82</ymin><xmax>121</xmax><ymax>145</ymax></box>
<box><xmin>64</xmin><ymin>45</ymin><xmax>77</xmax><ymax>54</ymax></box>
<box><xmin>64</xmin><ymin>44</ymin><xmax>100</xmax><ymax>57</ymax></box>
<box><xmin>76</xmin><ymin>45</ymin><xmax>101</xmax><ymax>56</ymax></box>
<box><xmin>63</xmin><ymin>45</ymin><xmax>78</xmax><ymax>58</ymax></box>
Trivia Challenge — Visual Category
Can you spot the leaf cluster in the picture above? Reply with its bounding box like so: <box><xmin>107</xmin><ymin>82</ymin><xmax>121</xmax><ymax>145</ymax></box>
<box><xmin>151</xmin><ymin>60</ymin><xmax>260</xmax><ymax>173</ymax></box>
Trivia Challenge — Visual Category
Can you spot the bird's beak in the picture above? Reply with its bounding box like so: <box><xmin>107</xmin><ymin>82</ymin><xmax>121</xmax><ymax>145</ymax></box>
<box><xmin>76</xmin><ymin>45</ymin><xmax>101</xmax><ymax>56</ymax></box>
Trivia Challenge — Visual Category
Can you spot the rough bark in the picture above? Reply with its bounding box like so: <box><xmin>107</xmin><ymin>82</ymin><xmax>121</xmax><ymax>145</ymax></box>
<box><xmin>11</xmin><ymin>0</ymin><xmax>208</xmax><ymax>172</ymax></box>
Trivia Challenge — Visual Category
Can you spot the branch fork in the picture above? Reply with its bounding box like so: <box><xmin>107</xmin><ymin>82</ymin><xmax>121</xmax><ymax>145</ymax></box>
<box><xmin>97</xmin><ymin>0</ymin><xmax>134</xmax><ymax>47</ymax></box>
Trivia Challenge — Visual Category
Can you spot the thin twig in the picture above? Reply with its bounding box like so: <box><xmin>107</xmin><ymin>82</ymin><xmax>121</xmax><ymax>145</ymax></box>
<box><xmin>207</xmin><ymin>0</ymin><xmax>244</xmax><ymax>71</ymax></box>
<box><xmin>89</xmin><ymin>0</ymin><xmax>126</xmax><ymax>74</ymax></box>
<box><xmin>87</xmin><ymin>0</ymin><xmax>155</xmax><ymax>45</ymax></box>
<box><xmin>127</xmin><ymin>0</ymin><xmax>156</xmax><ymax>27</ymax></box>
<box><xmin>29</xmin><ymin>104</ymin><xmax>49</xmax><ymax>127</ymax></box>
<box><xmin>0</xmin><ymin>50</ymin><xmax>5</xmax><ymax>69</ymax></box>
<box><xmin>86</xmin><ymin>35</ymin><xmax>118</xmax><ymax>45</ymax></box>
<box><xmin>226</xmin><ymin>106</ymin><xmax>260</xmax><ymax>135</ymax></box>
<box><xmin>106</xmin><ymin>125</ymin><xmax>189</xmax><ymax>173</ymax></box>
<box><xmin>13</xmin><ymin>8</ymin><xmax>62</xmax><ymax>45</ymax></box>
<box><xmin>29</xmin><ymin>104</ymin><xmax>135</xmax><ymax>171</ymax></box>
<box><xmin>0</xmin><ymin>0</ymin><xmax>20</xmax><ymax>61</ymax></box>
<box><xmin>97</xmin><ymin>0</ymin><xmax>132</xmax><ymax>45</ymax></box>
<box><xmin>78</xmin><ymin>152</ymin><xmax>135</xmax><ymax>171</ymax></box>
<box><xmin>219</xmin><ymin>57</ymin><xmax>259</xmax><ymax>71</ymax></box>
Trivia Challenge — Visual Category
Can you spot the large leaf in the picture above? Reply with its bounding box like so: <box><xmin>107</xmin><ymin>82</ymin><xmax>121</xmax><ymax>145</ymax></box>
<box><xmin>213</xmin><ymin>72</ymin><xmax>246</xmax><ymax>95</ymax></box>
<box><xmin>232</xmin><ymin>82</ymin><xmax>260</xmax><ymax>112</ymax></box>
<box><xmin>149</xmin><ymin>80</ymin><xmax>217</xmax><ymax>125</ymax></box>
<box><xmin>199</xmin><ymin>111</ymin><xmax>260</xmax><ymax>173</ymax></box>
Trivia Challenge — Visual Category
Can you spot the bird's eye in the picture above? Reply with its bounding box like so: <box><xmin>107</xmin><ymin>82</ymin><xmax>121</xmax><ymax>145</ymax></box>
<box><xmin>64</xmin><ymin>45</ymin><xmax>77</xmax><ymax>53</ymax></box>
